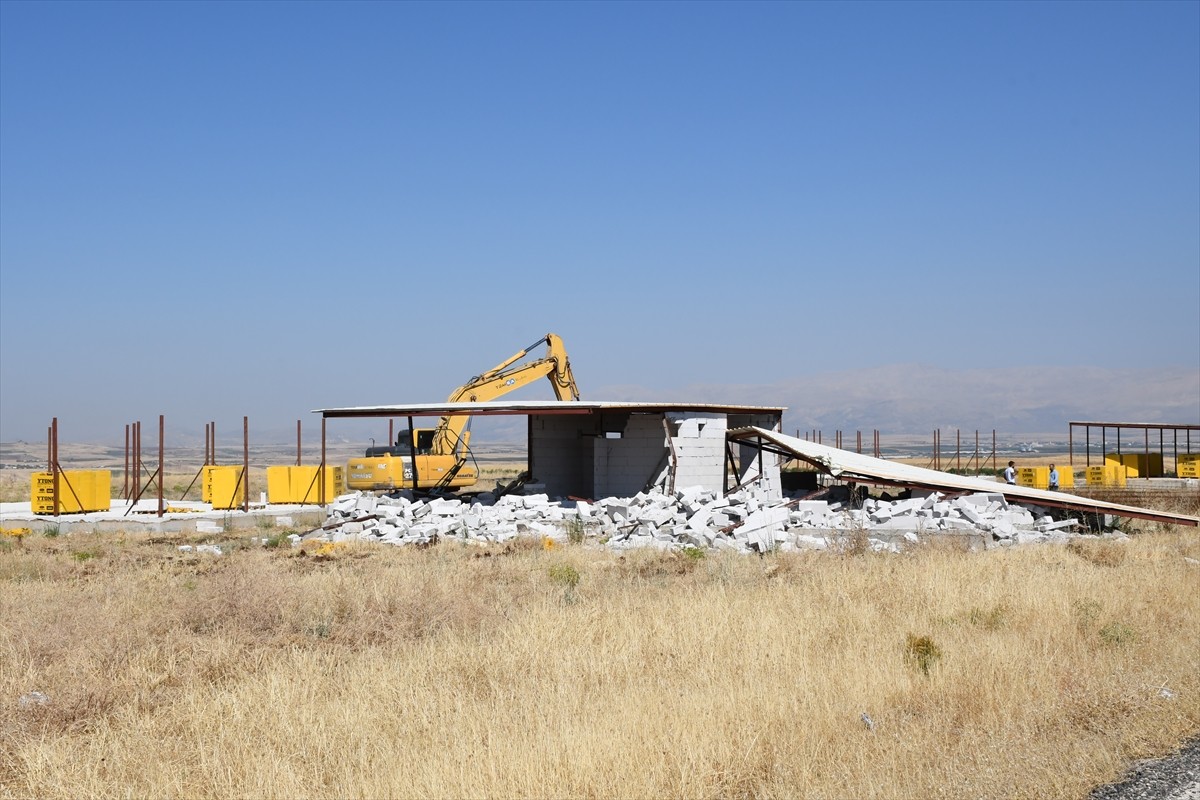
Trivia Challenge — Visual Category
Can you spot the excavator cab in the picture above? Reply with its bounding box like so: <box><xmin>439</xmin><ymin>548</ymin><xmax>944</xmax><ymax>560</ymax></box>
<box><xmin>364</xmin><ymin>429</ymin><xmax>437</xmax><ymax>457</ymax></box>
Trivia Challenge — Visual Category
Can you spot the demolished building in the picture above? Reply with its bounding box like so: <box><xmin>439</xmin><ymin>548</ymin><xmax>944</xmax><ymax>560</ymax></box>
<box><xmin>316</xmin><ymin>401</ymin><xmax>785</xmax><ymax>499</ymax></box>
<box><xmin>312</xmin><ymin>402</ymin><xmax>1198</xmax><ymax>551</ymax></box>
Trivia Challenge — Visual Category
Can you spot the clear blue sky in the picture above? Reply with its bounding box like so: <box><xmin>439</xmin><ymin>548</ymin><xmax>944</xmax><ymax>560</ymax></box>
<box><xmin>2</xmin><ymin>0</ymin><xmax>1197</xmax><ymax>443</ymax></box>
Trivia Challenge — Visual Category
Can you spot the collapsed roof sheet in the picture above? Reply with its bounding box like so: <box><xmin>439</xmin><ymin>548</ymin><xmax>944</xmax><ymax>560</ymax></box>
<box><xmin>728</xmin><ymin>427</ymin><xmax>1199</xmax><ymax>528</ymax></box>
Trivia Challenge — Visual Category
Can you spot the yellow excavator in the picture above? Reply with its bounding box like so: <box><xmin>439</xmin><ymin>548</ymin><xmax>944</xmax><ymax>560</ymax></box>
<box><xmin>345</xmin><ymin>333</ymin><xmax>580</xmax><ymax>492</ymax></box>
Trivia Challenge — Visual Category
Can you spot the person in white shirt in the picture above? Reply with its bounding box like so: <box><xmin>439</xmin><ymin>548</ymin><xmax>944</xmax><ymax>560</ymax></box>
<box><xmin>1004</xmin><ymin>461</ymin><xmax>1016</xmax><ymax>485</ymax></box>
<box><xmin>1048</xmin><ymin>464</ymin><xmax>1060</xmax><ymax>491</ymax></box>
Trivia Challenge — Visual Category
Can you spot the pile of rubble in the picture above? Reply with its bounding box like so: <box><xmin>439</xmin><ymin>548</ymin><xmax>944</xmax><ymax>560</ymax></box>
<box><xmin>304</xmin><ymin>485</ymin><xmax>1113</xmax><ymax>553</ymax></box>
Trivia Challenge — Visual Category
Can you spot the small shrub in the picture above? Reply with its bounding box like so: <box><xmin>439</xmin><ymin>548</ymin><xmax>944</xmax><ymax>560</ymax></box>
<box><xmin>42</xmin><ymin>526</ymin><xmax>60</xmax><ymax>539</ymax></box>
<box><xmin>681</xmin><ymin>546</ymin><xmax>707</xmax><ymax>562</ymax></box>
<box><xmin>307</xmin><ymin>619</ymin><xmax>333</xmax><ymax>639</ymax></box>
<box><xmin>1099</xmin><ymin>621</ymin><xmax>1136</xmax><ymax>646</ymax></box>
<box><xmin>905</xmin><ymin>633</ymin><xmax>943</xmax><ymax>676</ymax></box>
<box><xmin>1073</xmin><ymin>599</ymin><xmax>1102</xmax><ymax>632</ymax></box>
<box><xmin>548</xmin><ymin>562</ymin><xmax>581</xmax><ymax>605</ymax></box>
<box><xmin>968</xmin><ymin>603</ymin><xmax>1010</xmax><ymax>631</ymax></box>
<box><xmin>264</xmin><ymin>529</ymin><xmax>295</xmax><ymax>549</ymax></box>
<box><xmin>566</xmin><ymin>519</ymin><xmax>585</xmax><ymax>545</ymax></box>
<box><xmin>840</xmin><ymin>529</ymin><xmax>870</xmax><ymax>557</ymax></box>
<box><xmin>548</xmin><ymin>563</ymin><xmax>581</xmax><ymax>589</ymax></box>
<box><xmin>72</xmin><ymin>550</ymin><xmax>98</xmax><ymax>562</ymax></box>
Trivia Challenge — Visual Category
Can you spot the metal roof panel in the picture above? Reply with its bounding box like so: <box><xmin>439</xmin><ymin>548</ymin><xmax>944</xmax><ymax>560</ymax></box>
<box><xmin>728</xmin><ymin>427</ymin><xmax>1199</xmax><ymax>527</ymax></box>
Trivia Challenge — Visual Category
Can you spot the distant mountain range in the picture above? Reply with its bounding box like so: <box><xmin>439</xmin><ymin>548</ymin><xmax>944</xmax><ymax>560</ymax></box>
<box><xmin>6</xmin><ymin>365</ymin><xmax>1193</xmax><ymax>449</ymax></box>
<box><xmin>471</xmin><ymin>364</ymin><xmax>1200</xmax><ymax>440</ymax></box>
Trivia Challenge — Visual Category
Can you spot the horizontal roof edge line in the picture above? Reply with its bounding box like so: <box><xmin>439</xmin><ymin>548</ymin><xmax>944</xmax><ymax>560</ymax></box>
<box><xmin>314</xmin><ymin>401</ymin><xmax>787</xmax><ymax>416</ymax></box>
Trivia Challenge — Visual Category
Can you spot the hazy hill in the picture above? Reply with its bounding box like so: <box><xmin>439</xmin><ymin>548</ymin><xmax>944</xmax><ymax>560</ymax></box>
<box><xmin>476</xmin><ymin>364</ymin><xmax>1200</xmax><ymax>440</ymax></box>
<box><xmin>4</xmin><ymin>365</ymin><xmax>1195</xmax><ymax>450</ymax></box>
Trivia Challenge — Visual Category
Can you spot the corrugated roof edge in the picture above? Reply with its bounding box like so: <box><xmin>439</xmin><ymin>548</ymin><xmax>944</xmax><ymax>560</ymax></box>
<box><xmin>314</xmin><ymin>400</ymin><xmax>786</xmax><ymax>417</ymax></box>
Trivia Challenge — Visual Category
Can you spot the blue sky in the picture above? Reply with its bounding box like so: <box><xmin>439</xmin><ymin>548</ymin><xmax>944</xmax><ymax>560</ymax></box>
<box><xmin>2</xmin><ymin>0</ymin><xmax>1198</xmax><ymax>443</ymax></box>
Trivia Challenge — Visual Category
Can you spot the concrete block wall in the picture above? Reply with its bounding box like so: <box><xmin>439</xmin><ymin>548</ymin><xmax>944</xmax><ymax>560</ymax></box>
<box><xmin>667</xmin><ymin>412</ymin><xmax>726</xmax><ymax>491</ymax></box>
<box><xmin>593</xmin><ymin>413</ymin><xmax>669</xmax><ymax>498</ymax></box>
<box><xmin>529</xmin><ymin>414</ymin><xmax>594</xmax><ymax>498</ymax></box>
<box><xmin>528</xmin><ymin>408</ymin><xmax>783</xmax><ymax>500</ymax></box>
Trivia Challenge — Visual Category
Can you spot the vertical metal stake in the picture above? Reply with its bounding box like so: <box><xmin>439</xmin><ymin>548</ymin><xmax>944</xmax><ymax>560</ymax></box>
<box><xmin>243</xmin><ymin>416</ymin><xmax>249</xmax><ymax>514</ymax></box>
<box><xmin>158</xmin><ymin>415</ymin><xmax>165</xmax><ymax>517</ymax></box>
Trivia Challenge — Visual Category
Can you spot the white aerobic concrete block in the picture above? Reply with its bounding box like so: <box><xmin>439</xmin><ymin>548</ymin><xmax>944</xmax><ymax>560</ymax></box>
<box><xmin>739</xmin><ymin>505</ymin><xmax>791</xmax><ymax>535</ymax></box>
<box><xmin>1038</xmin><ymin>518</ymin><xmax>1079</xmax><ymax>532</ymax></box>
<box><xmin>687</xmin><ymin>508</ymin><xmax>714</xmax><ymax>533</ymax></box>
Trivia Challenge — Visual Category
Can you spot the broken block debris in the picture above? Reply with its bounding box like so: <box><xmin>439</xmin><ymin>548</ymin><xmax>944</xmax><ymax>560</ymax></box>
<box><xmin>310</xmin><ymin>485</ymin><xmax>1110</xmax><ymax>554</ymax></box>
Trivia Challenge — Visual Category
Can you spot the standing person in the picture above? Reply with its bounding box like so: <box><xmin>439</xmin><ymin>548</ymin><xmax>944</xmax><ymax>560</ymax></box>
<box><xmin>1048</xmin><ymin>464</ymin><xmax>1060</xmax><ymax>491</ymax></box>
<box><xmin>1004</xmin><ymin>461</ymin><xmax>1017</xmax><ymax>485</ymax></box>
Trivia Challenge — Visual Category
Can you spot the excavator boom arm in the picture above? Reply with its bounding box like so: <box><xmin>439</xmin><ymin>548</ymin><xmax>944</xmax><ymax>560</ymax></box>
<box><xmin>433</xmin><ymin>333</ymin><xmax>580</xmax><ymax>455</ymax></box>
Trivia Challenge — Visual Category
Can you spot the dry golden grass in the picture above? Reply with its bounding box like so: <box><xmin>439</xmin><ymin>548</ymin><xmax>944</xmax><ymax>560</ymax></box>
<box><xmin>1</xmin><ymin>529</ymin><xmax>1199</xmax><ymax>799</ymax></box>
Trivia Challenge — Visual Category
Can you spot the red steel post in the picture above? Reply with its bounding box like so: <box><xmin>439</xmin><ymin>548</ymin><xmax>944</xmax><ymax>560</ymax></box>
<box><xmin>158</xmin><ymin>415</ymin><xmax>164</xmax><ymax>517</ymax></box>
<box><xmin>243</xmin><ymin>416</ymin><xmax>249</xmax><ymax>514</ymax></box>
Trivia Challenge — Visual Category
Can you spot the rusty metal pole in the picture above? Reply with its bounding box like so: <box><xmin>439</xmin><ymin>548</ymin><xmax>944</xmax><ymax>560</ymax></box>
<box><xmin>50</xmin><ymin>419</ymin><xmax>59</xmax><ymax>517</ymax></box>
<box><xmin>857</xmin><ymin>430</ymin><xmax>862</xmax><ymax>454</ymax></box>
<box><xmin>243</xmin><ymin>416</ymin><xmax>249</xmax><ymax>514</ymax></box>
<box><xmin>389</xmin><ymin>418</ymin><xmax>395</xmax><ymax>449</ymax></box>
<box><xmin>124</xmin><ymin>423</ymin><xmax>131</xmax><ymax>500</ymax></box>
<box><xmin>320</xmin><ymin>416</ymin><xmax>327</xmax><ymax>506</ymax></box>
<box><xmin>1142</xmin><ymin>429</ymin><xmax>1152</xmax><ymax>479</ymax></box>
<box><xmin>975</xmin><ymin>430</ymin><xmax>980</xmax><ymax>476</ymax></box>
<box><xmin>1069</xmin><ymin>424</ymin><xmax>1074</xmax><ymax>467</ymax></box>
<box><xmin>158</xmin><ymin>415</ymin><xmax>165</xmax><ymax>517</ymax></box>
<box><xmin>1086</xmin><ymin>426</ymin><xmax>1091</xmax><ymax>468</ymax></box>
<box><xmin>991</xmin><ymin>430</ymin><xmax>996</xmax><ymax>474</ymax></box>
<box><xmin>296</xmin><ymin>419</ymin><xmax>302</xmax><ymax>467</ymax></box>
<box><xmin>53</xmin><ymin>418</ymin><xmax>60</xmax><ymax>517</ymax></box>
<box><xmin>957</xmin><ymin>429</ymin><xmax>961</xmax><ymax>474</ymax></box>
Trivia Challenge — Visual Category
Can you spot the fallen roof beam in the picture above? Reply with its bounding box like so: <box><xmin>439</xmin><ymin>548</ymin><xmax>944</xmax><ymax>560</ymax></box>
<box><xmin>728</xmin><ymin>427</ymin><xmax>1199</xmax><ymax>528</ymax></box>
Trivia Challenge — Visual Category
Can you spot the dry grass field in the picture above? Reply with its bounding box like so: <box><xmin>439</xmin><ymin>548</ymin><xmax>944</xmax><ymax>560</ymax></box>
<box><xmin>2</xmin><ymin>522</ymin><xmax>1199</xmax><ymax>799</ymax></box>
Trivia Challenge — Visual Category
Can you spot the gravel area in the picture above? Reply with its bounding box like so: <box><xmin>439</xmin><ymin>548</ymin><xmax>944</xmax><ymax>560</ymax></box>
<box><xmin>1090</xmin><ymin>738</ymin><xmax>1200</xmax><ymax>800</ymax></box>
